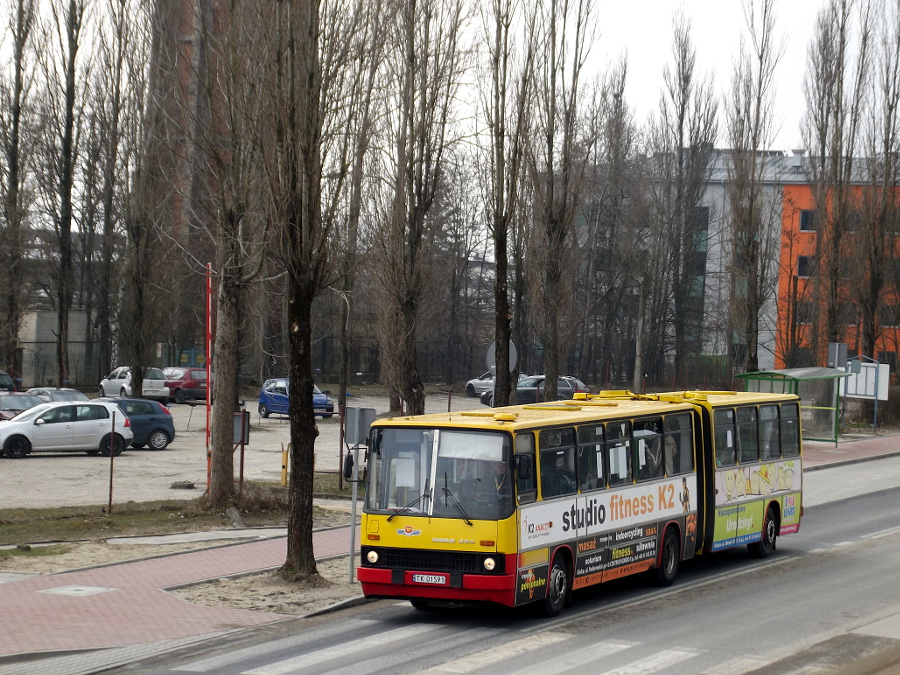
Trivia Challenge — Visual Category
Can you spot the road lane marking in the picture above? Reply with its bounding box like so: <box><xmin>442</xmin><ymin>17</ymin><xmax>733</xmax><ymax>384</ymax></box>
<box><xmin>599</xmin><ymin>648</ymin><xmax>700</xmax><ymax>674</ymax></box>
<box><xmin>426</xmin><ymin>631</ymin><xmax>572</xmax><ymax>672</ymax></box>
<box><xmin>243</xmin><ymin>623</ymin><xmax>445</xmax><ymax>674</ymax></box>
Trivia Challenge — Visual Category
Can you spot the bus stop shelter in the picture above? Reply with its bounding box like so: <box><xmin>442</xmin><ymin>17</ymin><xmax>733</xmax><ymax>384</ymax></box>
<box><xmin>736</xmin><ymin>367</ymin><xmax>850</xmax><ymax>443</ymax></box>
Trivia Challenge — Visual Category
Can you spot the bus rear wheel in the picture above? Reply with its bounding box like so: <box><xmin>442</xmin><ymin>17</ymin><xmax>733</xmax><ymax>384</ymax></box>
<box><xmin>541</xmin><ymin>555</ymin><xmax>570</xmax><ymax>617</ymax></box>
<box><xmin>749</xmin><ymin>505</ymin><xmax>778</xmax><ymax>558</ymax></box>
<box><xmin>651</xmin><ymin>527</ymin><xmax>680</xmax><ymax>587</ymax></box>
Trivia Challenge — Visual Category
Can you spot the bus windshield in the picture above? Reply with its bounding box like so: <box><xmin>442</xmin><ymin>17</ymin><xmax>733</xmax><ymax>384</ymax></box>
<box><xmin>367</xmin><ymin>427</ymin><xmax>514</xmax><ymax>521</ymax></box>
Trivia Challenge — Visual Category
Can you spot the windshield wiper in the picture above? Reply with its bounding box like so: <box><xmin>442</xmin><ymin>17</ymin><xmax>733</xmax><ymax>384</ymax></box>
<box><xmin>442</xmin><ymin>473</ymin><xmax>473</xmax><ymax>526</ymax></box>
<box><xmin>387</xmin><ymin>483</ymin><xmax>430</xmax><ymax>522</ymax></box>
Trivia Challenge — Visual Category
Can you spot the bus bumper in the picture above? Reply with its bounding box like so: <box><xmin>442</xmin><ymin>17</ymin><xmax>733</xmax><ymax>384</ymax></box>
<box><xmin>357</xmin><ymin>567</ymin><xmax>517</xmax><ymax>607</ymax></box>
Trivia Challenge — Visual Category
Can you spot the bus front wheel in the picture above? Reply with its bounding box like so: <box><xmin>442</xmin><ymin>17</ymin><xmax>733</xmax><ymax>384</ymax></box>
<box><xmin>651</xmin><ymin>527</ymin><xmax>680</xmax><ymax>587</ymax></box>
<box><xmin>749</xmin><ymin>505</ymin><xmax>778</xmax><ymax>558</ymax></box>
<box><xmin>542</xmin><ymin>555</ymin><xmax>570</xmax><ymax>617</ymax></box>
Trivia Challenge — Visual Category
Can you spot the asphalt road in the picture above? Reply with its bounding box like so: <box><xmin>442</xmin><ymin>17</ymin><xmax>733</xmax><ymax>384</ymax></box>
<box><xmin>112</xmin><ymin>456</ymin><xmax>900</xmax><ymax>674</ymax></box>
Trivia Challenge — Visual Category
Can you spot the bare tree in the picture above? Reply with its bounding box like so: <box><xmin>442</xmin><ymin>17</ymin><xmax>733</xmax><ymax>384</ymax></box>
<box><xmin>802</xmin><ymin>0</ymin><xmax>873</xmax><ymax>355</ymax></box>
<box><xmin>36</xmin><ymin>0</ymin><xmax>90</xmax><ymax>386</ymax></box>
<box><xmin>645</xmin><ymin>11</ymin><xmax>718</xmax><ymax>385</ymax></box>
<box><xmin>255</xmin><ymin>0</ymin><xmax>372</xmax><ymax>576</ymax></box>
<box><xmin>854</xmin><ymin>0</ymin><xmax>900</xmax><ymax>361</ymax></box>
<box><xmin>478</xmin><ymin>0</ymin><xmax>535</xmax><ymax>406</ymax></box>
<box><xmin>93</xmin><ymin>0</ymin><xmax>144</xmax><ymax>379</ymax></box>
<box><xmin>725</xmin><ymin>0</ymin><xmax>784</xmax><ymax>373</ymax></box>
<box><xmin>180</xmin><ymin>1</ymin><xmax>272</xmax><ymax>508</ymax></box>
<box><xmin>525</xmin><ymin>0</ymin><xmax>596</xmax><ymax>400</ymax></box>
<box><xmin>374</xmin><ymin>0</ymin><xmax>469</xmax><ymax>416</ymax></box>
<box><xmin>0</xmin><ymin>0</ymin><xmax>37</xmax><ymax>382</ymax></box>
<box><xmin>335</xmin><ymin>0</ymin><xmax>389</xmax><ymax>408</ymax></box>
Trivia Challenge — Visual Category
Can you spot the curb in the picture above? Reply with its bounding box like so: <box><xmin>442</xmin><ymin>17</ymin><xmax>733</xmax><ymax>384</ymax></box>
<box><xmin>803</xmin><ymin>449</ymin><xmax>900</xmax><ymax>472</ymax></box>
<box><xmin>304</xmin><ymin>594</ymin><xmax>372</xmax><ymax>617</ymax></box>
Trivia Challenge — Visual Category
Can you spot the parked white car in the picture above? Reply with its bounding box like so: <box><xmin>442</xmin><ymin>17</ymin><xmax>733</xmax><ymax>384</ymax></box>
<box><xmin>0</xmin><ymin>400</ymin><xmax>133</xmax><ymax>458</ymax></box>
<box><xmin>99</xmin><ymin>367</ymin><xmax>169</xmax><ymax>403</ymax></box>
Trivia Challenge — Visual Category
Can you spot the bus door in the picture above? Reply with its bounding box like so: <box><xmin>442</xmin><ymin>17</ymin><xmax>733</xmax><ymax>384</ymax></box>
<box><xmin>711</xmin><ymin>408</ymin><xmax>739</xmax><ymax>551</ymax></box>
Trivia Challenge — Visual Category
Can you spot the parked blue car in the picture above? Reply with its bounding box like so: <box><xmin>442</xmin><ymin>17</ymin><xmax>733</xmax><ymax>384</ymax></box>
<box><xmin>258</xmin><ymin>378</ymin><xmax>334</xmax><ymax>419</ymax></box>
<box><xmin>98</xmin><ymin>397</ymin><xmax>175</xmax><ymax>450</ymax></box>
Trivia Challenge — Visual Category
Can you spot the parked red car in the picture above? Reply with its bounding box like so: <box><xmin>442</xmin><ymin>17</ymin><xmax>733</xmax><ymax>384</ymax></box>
<box><xmin>163</xmin><ymin>367</ymin><xmax>208</xmax><ymax>403</ymax></box>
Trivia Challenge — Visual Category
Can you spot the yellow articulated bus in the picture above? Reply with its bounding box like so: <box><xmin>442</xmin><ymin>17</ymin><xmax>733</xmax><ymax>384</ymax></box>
<box><xmin>356</xmin><ymin>390</ymin><xmax>802</xmax><ymax>616</ymax></box>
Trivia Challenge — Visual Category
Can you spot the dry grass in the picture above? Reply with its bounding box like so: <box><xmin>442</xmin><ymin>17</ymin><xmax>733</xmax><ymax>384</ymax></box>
<box><xmin>0</xmin><ymin>474</ymin><xmax>352</xmax><ymax>546</ymax></box>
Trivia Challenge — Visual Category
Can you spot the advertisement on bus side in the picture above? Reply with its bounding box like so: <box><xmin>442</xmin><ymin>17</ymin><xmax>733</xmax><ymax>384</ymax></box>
<box><xmin>714</xmin><ymin>459</ymin><xmax>800</xmax><ymax>506</ymax></box>
<box><xmin>518</xmin><ymin>476</ymin><xmax>697</xmax><ymax>550</ymax></box>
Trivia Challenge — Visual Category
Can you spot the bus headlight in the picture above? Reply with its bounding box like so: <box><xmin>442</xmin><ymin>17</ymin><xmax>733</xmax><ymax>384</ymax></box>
<box><xmin>483</xmin><ymin>557</ymin><xmax>496</xmax><ymax>571</ymax></box>
<box><xmin>366</xmin><ymin>550</ymin><xmax>379</xmax><ymax>564</ymax></box>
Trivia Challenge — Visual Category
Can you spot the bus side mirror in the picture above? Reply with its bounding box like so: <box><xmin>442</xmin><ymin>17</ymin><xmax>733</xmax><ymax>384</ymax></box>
<box><xmin>516</xmin><ymin>455</ymin><xmax>532</xmax><ymax>479</ymax></box>
<box><xmin>343</xmin><ymin>451</ymin><xmax>354</xmax><ymax>480</ymax></box>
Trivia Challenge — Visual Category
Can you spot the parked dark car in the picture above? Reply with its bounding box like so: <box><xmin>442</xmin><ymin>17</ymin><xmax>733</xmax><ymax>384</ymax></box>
<box><xmin>25</xmin><ymin>387</ymin><xmax>90</xmax><ymax>403</ymax></box>
<box><xmin>0</xmin><ymin>370</ymin><xmax>15</xmax><ymax>392</ymax></box>
<box><xmin>163</xmin><ymin>367</ymin><xmax>208</xmax><ymax>403</ymax></box>
<box><xmin>258</xmin><ymin>378</ymin><xmax>334</xmax><ymax>418</ymax></box>
<box><xmin>480</xmin><ymin>375</ymin><xmax>588</xmax><ymax>407</ymax></box>
<box><xmin>0</xmin><ymin>393</ymin><xmax>43</xmax><ymax>420</ymax></box>
<box><xmin>99</xmin><ymin>397</ymin><xmax>175</xmax><ymax>450</ymax></box>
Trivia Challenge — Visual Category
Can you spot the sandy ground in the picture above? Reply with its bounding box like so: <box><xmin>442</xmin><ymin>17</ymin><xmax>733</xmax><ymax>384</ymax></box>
<box><xmin>0</xmin><ymin>506</ymin><xmax>365</xmax><ymax>617</ymax></box>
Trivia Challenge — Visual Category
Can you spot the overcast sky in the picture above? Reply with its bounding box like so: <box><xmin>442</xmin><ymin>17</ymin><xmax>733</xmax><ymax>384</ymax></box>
<box><xmin>591</xmin><ymin>0</ymin><xmax>828</xmax><ymax>152</ymax></box>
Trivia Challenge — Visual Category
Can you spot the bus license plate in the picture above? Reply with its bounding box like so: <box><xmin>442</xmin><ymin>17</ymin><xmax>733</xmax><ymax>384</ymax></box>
<box><xmin>411</xmin><ymin>573</ymin><xmax>447</xmax><ymax>585</ymax></box>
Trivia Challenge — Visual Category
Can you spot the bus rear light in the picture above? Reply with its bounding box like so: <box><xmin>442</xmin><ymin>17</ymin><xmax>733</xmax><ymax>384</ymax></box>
<box><xmin>480</xmin><ymin>540</ymin><xmax>495</xmax><ymax>547</ymax></box>
<box><xmin>366</xmin><ymin>550</ymin><xmax>379</xmax><ymax>564</ymax></box>
<box><xmin>367</xmin><ymin>534</ymin><xmax>380</xmax><ymax>540</ymax></box>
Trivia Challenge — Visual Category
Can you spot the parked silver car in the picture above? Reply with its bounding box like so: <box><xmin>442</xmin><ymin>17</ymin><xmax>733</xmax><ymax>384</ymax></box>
<box><xmin>0</xmin><ymin>400</ymin><xmax>133</xmax><ymax>458</ymax></box>
<box><xmin>99</xmin><ymin>367</ymin><xmax>169</xmax><ymax>403</ymax></box>
<box><xmin>25</xmin><ymin>387</ymin><xmax>89</xmax><ymax>403</ymax></box>
<box><xmin>480</xmin><ymin>375</ymin><xmax>588</xmax><ymax>407</ymax></box>
<box><xmin>466</xmin><ymin>371</ymin><xmax>529</xmax><ymax>397</ymax></box>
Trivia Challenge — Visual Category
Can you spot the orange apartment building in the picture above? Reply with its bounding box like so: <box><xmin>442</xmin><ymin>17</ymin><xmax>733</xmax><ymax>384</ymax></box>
<box><xmin>776</xmin><ymin>183</ymin><xmax>900</xmax><ymax>377</ymax></box>
<box><xmin>700</xmin><ymin>150</ymin><xmax>898</xmax><ymax>383</ymax></box>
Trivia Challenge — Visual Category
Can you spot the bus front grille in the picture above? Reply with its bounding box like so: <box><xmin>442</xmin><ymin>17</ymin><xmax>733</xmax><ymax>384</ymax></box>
<box><xmin>362</xmin><ymin>547</ymin><xmax>505</xmax><ymax>575</ymax></box>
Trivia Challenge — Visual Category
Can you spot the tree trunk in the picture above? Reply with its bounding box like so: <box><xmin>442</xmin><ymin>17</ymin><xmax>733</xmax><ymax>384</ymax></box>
<box><xmin>208</xmin><ymin>269</ymin><xmax>241</xmax><ymax>508</ymax></box>
<box><xmin>283</xmin><ymin>276</ymin><xmax>318</xmax><ymax>576</ymax></box>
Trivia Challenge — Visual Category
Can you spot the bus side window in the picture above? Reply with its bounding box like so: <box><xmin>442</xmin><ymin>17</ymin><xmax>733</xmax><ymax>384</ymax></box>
<box><xmin>539</xmin><ymin>428</ymin><xmax>576</xmax><ymax>499</ymax></box>
<box><xmin>737</xmin><ymin>406</ymin><xmax>759</xmax><ymax>463</ymax></box>
<box><xmin>606</xmin><ymin>420</ymin><xmax>632</xmax><ymax>486</ymax></box>
<box><xmin>781</xmin><ymin>402</ymin><xmax>800</xmax><ymax>457</ymax></box>
<box><xmin>663</xmin><ymin>413</ymin><xmax>693</xmax><ymax>475</ymax></box>
<box><xmin>714</xmin><ymin>409</ymin><xmax>736</xmax><ymax>467</ymax></box>
<box><xmin>633</xmin><ymin>417</ymin><xmax>663</xmax><ymax>481</ymax></box>
<box><xmin>577</xmin><ymin>425</ymin><xmax>605</xmax><ymax>492</ymax></box>
<box><xmin>515</xmin><ymin>433</ymin><xmax>537</xmax><ymax>504</ymax></box>
<box><xmin>759</xmin><ymin>405</ymin><xmax>780</xmax><ymax>459</ymax></box>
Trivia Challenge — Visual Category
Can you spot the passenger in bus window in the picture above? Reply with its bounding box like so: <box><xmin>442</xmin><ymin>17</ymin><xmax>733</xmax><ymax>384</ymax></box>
<box><xmin>664</xmin><ymin>434</ymin><xmax>678</xmax><ymax>476</ymax></box>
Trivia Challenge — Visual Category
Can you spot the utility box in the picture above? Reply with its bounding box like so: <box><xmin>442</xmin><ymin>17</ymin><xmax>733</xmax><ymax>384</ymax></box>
<box><xmin>827</xmin><ymin>342</ymin><xmax>848</xmax><ymax>369</ymax></box>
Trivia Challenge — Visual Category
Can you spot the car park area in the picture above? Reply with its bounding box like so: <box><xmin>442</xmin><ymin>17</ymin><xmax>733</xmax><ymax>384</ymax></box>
<box><xmin>0</xmin><ymin>392</ymin><xmax>476</xmax><ymax>508</ymax></box>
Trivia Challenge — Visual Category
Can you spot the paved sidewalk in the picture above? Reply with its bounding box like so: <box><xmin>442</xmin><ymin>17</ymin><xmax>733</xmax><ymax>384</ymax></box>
<box><xmin>802</xmin><ymin>432</ymin><xmax>900</xmax><ymax>470</ymax></box>
<box><xmin>0</xmin><ymin>526</ymin><xmax>356</xmax><ymax>664</ymax></box>
<box><xmin>0</xmin><ymin>434</ymin><xmax>898</xmax><ymax>666</ymax></box>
